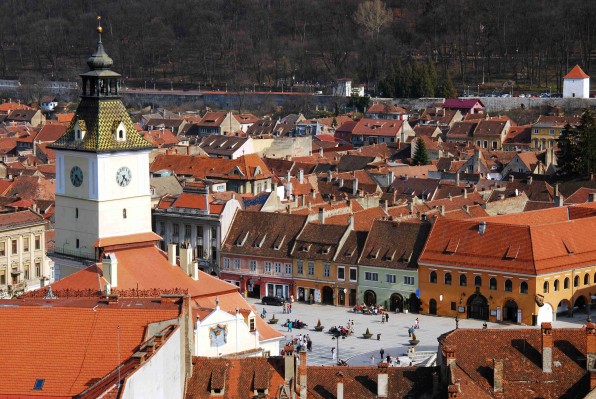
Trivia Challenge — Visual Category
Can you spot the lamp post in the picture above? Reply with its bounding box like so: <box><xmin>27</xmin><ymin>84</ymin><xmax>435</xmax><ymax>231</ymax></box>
<box><xmin>332</xmin><ymin>330</ymin><xmax>345</xmax><ymax>365</ymax></box>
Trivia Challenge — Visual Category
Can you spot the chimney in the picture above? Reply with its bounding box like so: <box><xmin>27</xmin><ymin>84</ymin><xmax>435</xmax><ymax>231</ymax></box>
<box><xmin>440</xmin><ymin>205</ymin><xmax>445</xmax><ymax>216</ymax></box>
<box><xmin>311</xmin><ymin>189</ymin><xmax>316</xmax><ymax>198</ymax></box>
<box><xmin>102</xmin><ymin>253</ymin><xmax>118</xmax><ymax>287</ymax></box>
<box><xmin>327</xmin><ymin>170</ymin><xmax>332</xmax><ymax>182</ymax></box>
<box><xmin>283</xmin><ymin>345</ymin><xmax>295</xmax><ymax>385</ymax></box>
<box><xmin>180</xmin><ymin>243</ymin><xmax>193</xmax><ymax>275</ymax></box>
<box><xmin>383</xmin><ymin>200</ymin><xmax>388</xmax><ymax>213</ymax></box>
<box><xmin>455</xmin><ymin>172</ymin><xmax>460</xmax><ymax>186</ymax></box>
<box><xmin>339</xmin><ymin>178</ymin><xmax>344</xmax><ymax>188</ymax></box>
<box><xmin>377</xmin><ymin>371</ymin><xmax>388</xmax><ymax>398</ymax></box>
<box><xmin>554</xmin><ymin>194</ymin><xmax>564</xmax><ymax>207</ymax></box>
<box><xmin>528</xmin><ymin>176</ymin><xmax>533</xmax><ymax>184</ymax></box>
<box><xmin>298</xmin><ymin>349</ymin><xmax>307</xmax><ymax>399</ymax></box>
<box><xmin>352</xmin><ymin>178</ymin><xmax>359</xmax><ymax>195</ymax></box>
<box><xmin>388</xmin><ymin>171</ymin><xmax>394</xmax><ymax>186</ymax></box>
<box><xmin>590</xmin><ymin>193</ymin><xmax>596</xmax><ymax>203</ymax></box>
<box><xmin>286</xmin><ymin>170</ymin><xmax>291</xmax><ymax>182</ymax></box>
<box><xmin>168</xmin><ymin>243</ymin><xmax>177</xmax><ymax>266</ymax></box>
<box><xmin>555</xmin><ymin>183</ymin><xmax>560</xmax><ymax>197</ymax></box>
<box><xmin>541</xmin><ymin>322</ymin><xmax>553</xmax><ymax>373</ymax></box>
<box><xmin>493</xmin><ymin>359</ymin><xmax>503</xmax><ymax>394</ymax></box>
<box><xmin>318</xmin><ymin>207</ymin><xmax>325</xmax><ymax>224</ymax></box>
<box><xmin>319</xmin><ymin>147</ymin><xmax>324</xmax><ymax>156</ymax></box>
<box><xmin>463</xmin><ymin>189</ymin><xmax>467</xmax><ymax>199</ymax></box>
<box><xmin>298</xmin><ymin>169</ymin><xmax>304</xmax><ymax>184</ymax></box>
<box><xmin>509</xmin><ymin>175</ymin><xmax>514</xmax><ymax>182</ymax></box>
<box><xmin>348</xmin><ymin>214</ymin><xmax>354</xmax><ymax>231</ymax></box>
<box><xmin>192</xmin><ymin>262</ymin><xmax>199</xmax><ymax>280</ymax></box>
<box><xmin>336</xmin><ymin>372</ymin><xmax>344</xmax><ymax>399</ymax></box>
<box><xmin>444</xmin><ymin>345</ymin><xmax>456</xmax><ymax>367</ymax></box>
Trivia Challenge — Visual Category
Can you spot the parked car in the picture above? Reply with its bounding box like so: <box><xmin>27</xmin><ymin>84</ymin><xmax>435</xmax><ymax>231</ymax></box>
<box><xmin>261</xmin><ymin>296</ymin><xmax>286</xmax><ymax>306</ymax></box>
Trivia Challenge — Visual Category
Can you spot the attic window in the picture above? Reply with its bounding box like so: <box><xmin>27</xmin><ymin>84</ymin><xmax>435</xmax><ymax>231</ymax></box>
<box><xmin>273</xmin><ymin>235</ymin><xmax>286</xmax><ymax>250</ymax></box>
<box><xmin>505</xmin><ymin>245</ymin><xmax>520</xmax><ymax>260</ymax></box>
<box><xmin>344</xmin><ymin>247</ymin><xmax>355</xmax><ymax>257</ymax></box>
<box><xmin>369</xmin><ymin>248</ymin><xmax>380</xmax><ymax>259</ymax></box>
<box><xmin>33</xmin><ymin>379</ymin><xmax>45</xmax><ymax>391</ymax></box>
<box><xmin>383</xmin><ymin>250</ymin><xmax>396</xmax><ymax>261</ymax></box>
<box><xmin>253</xmin><ymin>233</ymin><xmax>267</xmax><ymax>248</ymax></box>
<box><xmin>445</xmin><ymin>239</ymin><xmax>460</xmax><ymax>254</ymax></box>
<box><xmin>235</xmin><ymin>231</ymin><xmax>249</xmax><ymax>247</ymax></box>
<box><xmin>115</xmin><ymin>121</ymin><xmax>127</xmax><ymax>142</ymax></box>
<box><xmin>322</xmin><ymin>246</ymin><xmax>331</xmax><ymax>254</ymax></box>
<box><xmin>301</xmin><ymin>244</ymin><xmax>311</xmax><ymax>252</ymax></box>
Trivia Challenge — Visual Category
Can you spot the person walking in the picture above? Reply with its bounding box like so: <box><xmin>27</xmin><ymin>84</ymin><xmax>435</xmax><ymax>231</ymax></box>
<box><xmin>415</xmin><ymin>317</ymin><xmax>420</xmax><ymax>329</ymax></box>
<box><xmin>408</xmin><ymin>326</ymin><xmax>412</xmax><ymax>337</ymax></box>
<box><xmin>380</xmin><ymin>348</ymin><xmax>385</xmax><ymax>359</ymax></box>
<box><xmin>385</xmin><ymin>313</ymin><xmax>389</xmax><ymax>322</ymax></box>
<box><xmin>370</xmin><ymin>355</ymin><xmax>375</xmax><ymax>365</ymax></box>
<box><xmin>331</xmin><ymin>347</ymin><xmax>336</xmax><ymax>360</ymax></box>
<box><xmin>288</xmin><ymin>321</ymin><xmax>293</xmax><ymax>332</ymax></box>
<box><xmin>381</xmin><ymin>313</ymin><xmax>385</xmax><ymax>323</ymax></box>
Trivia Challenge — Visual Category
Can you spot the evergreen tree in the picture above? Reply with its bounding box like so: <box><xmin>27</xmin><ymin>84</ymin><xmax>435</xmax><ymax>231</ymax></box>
<box><xmin>439</xmin><ymin>71</ymin><xmax>456</xmax><ymax>98</ymax></box>
<box><xmin>557</xmin><ymin>110</ymin><xmax>596</xmax><ymax>177</ymax></box>
<box><xmin>426</xmin><ymin>59</ymin><xmax>438</xmax><ymax>97</ymax></box>
<box><xmin>412</xmin><ymin>137</ymin><xmax>429</xmax><ymax>165</ymax></box>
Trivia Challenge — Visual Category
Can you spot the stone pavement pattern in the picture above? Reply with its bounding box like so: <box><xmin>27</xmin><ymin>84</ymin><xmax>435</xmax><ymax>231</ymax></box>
<box><xmin>251</xmin><ymin>299</ymin><xmax>591</xmax><ymax>366</ymax></box>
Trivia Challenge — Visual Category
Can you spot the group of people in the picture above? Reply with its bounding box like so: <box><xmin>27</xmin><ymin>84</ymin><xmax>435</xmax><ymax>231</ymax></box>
<box><xmin>284</xmin><ymin>319</ymin><xmax>307</xmax><ymax>331</ymax></box>
<box><xmin>407</xmin><ymin>318</ymin><xmax>421</xmax><ymax>337</ymax></box>
<box><xmin>293</xmin><ymin>334</ymin><xmax>312</xmax><ymax>352</ymax></box>
<box><xmin>371</xmin><ymin>350</ymin><xmax>412</xmax><ymax>367</ymax></box>
<box><xmin>282</xmin><ymin>303</ymin><xmax>293</xmax><ymax>314</ymax></box>
<box><xmin>352</xmin><ymin>303</ymin><xmax>385</xmax><ymax>315</ymax></box>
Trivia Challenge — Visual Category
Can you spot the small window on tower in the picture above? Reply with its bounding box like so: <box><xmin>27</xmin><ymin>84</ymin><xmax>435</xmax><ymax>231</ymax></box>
<box><xmin>115</xmin><ymin>122</ymin><xmax>127</xmax><ymax>141</ymax></box>
<box><xmin>123</xmin><ymin>209</ymin><xmax>127</xmax><ymax>219</ymax></box>
<box><xmin>75</xmin><ymin>208</ymin><xmax>79</xmax><ymax>218</ymax></box>
<box><xmin>76</xmin><ymin>239</ymin><xmax>80</xmax><ymax>249</ymax></box>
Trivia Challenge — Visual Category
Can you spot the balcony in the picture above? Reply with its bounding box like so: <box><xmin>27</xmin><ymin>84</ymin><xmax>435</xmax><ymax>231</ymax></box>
<box><xmin>49</xmin><ymin>247</ymin><xmax>96</xmax><ymax>261</ymax></box>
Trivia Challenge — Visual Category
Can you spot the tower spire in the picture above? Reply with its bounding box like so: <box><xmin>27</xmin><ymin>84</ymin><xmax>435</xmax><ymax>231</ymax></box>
<box><xmin>97</xmin><ymin>16</ymin><xmax>103</xmax><ymax>44</ymax></box>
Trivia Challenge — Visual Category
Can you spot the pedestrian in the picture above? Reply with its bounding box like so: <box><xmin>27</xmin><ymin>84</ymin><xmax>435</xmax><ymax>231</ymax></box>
<box><xmin>408</xmin><ymin>326</ymin><xmax>412</xmax><ymax>337</ymax></box>
<box><xmin>415</xmin><ymin>317</ymin><xmax>419</xmax><ymax>329</ymax></box>
<box><xmin>307</xmin><ymin>339</ymin><xmax>312</xmax><ymax>352</ymax></box>
<box><xmin>385</xmin><ymin>313</ymin><xmax>389</xmax><ymax>322</ymax></box>
<box><xmin>283</xmin><ymin>304</ymin><xmax>287</xmax><ymax>314</ymax></box>
<box><xmin>380</xmin><ymin>348</ymin><xmax>385</xmax><ymax>359</ymax></box>
<box><xmin>381</xmin><ymin>313</ymin><xmax>385</xmax><ymax>323</ymax></box>
<box><xmin>370</xmin><ymin>355</ymin><xmax>375</xmax><ymax>365</ymax></box>
<box><xmin>331</xmin><ymin>347</ymin><xmax>336</xmax><ymax>360</ymax></box>
<box><xmin>386</xmin><ymin>355</ymin><xmax>391</xmax><ymax>364</ymax></box>
<box><xmin>288</xmin><ymin>321</ymin><xmax>293</xmax><ymax>332</ymax></box>
<box><xmin>289</xmin><ymin>303</ymin><xmax>292</xmax><ymax>314</ymax></box>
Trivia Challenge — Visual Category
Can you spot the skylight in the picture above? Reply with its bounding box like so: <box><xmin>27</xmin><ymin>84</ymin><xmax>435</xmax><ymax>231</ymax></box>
<box><xmin>33</xmin><ymin>379</ymin><xmax>45</xmax><ymax>391</ymax></box>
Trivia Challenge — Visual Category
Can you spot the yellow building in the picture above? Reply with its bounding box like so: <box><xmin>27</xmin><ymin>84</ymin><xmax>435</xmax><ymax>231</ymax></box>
<box><xmin>419</xmin><ymin>203</ymin><xmax>596</xmax><ymax>325</ymax></box>
<box><xmin>0</xmin><ymin>210</ymin><xmax>51</xmax><ymax>297</ymax></box>
<box><xmin>531</xmin><ymin>115</ymin><xmax>581</xmax><ymax>150</ymax></box>
<box><xmin>290</xmin><ymin>220</ymin><xmax>354</xmax><ymax>306</ymax></box>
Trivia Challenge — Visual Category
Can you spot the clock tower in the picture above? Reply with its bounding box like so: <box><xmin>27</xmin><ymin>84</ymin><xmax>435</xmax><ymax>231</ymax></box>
<box><xmin>50</xmin><ymin>18</ymin><xmax>154</xmax><ymax>275</ymax></box>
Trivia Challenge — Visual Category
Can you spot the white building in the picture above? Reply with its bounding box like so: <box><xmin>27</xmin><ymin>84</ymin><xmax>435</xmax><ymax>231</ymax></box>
<box><xmin>563</xmin><ymin>65</ymin><xmax>590</xmax><ymax>98</ymax></box>
<box><xmin>333</xmin><ymin>78</ymin><xmax>352</xmax><ymax>97</ymax></box>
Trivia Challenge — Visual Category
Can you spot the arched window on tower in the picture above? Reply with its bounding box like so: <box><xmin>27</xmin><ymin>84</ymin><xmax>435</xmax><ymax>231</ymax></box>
<box><xmin>123</xmin><ymin>209</ymin><xmax>127</xmax><ymax>219</ymax></box>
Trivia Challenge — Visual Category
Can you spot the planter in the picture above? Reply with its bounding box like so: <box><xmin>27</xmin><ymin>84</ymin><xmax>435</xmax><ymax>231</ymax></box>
<box><xmin>314</xmin><ymin>326</ymin><xmax>324</xmax><ymax>332</ymax></box>
<box><xmin>362</xmin><ymin>333</ymin><xmax>373</xmax><ymax>339</ymax></box>
<box><xmin>269</xmin><ymin>318</ymin><xmax>278</xmax><ymax>324</ymax></box>
<box><xmin>409</xmin><ymin>339</ymin><xmax>420</xmax><ymax>346</ymax></box>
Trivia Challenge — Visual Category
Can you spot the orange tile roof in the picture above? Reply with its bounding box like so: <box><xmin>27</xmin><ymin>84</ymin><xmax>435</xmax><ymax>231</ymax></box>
<box><xmin>0</xmin><ymin>209</ymin><xmax>44</xmax><ymax>228</ymax></box>
<box><xmin>0</xmin><ymin>101</ymin><xmax>33</xmax><ymax>113</ymax></box>
<box><xmin>352</xmin><ymin>118</ymin><xmax>405</xmax><ymax>137</ymax></box>
<box><xmin>36</xmin><ymin>124</ymin><xmax>67</xmax><ymax>143</ymax></box>
<box><xmin>564</xmin><ymin>65</ymin><xmax>589</xmax><ymax>79</ymax></box>
<box><xmin>0</xmin><ymin>178</ymin><xmax>14</xmax><ymax>195</ymax></box>
<box><xmin>0</xmin><ymin>298</ymin><xmax>180</xmax><ymax>397</ymax></box>
<box><xmin>93</xmin><ymin>231</ymin><xmax>162</xmax><ymax>248</ymax></box>
<box><xmin>56</xmin><ymin>113</ymin><xmax>75</xmax><ymax>123</ymax></box>
<box><xmin>46</xmin><ymin>244</ymin><xmax>239</xmax><ymax>299</ymax></box>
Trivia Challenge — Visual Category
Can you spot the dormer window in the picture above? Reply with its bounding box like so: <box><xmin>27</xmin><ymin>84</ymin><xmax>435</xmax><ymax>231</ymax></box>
<box><xmin>114</xmin><ymin>121</ymin><xmax>127</xmax><ymax>141</ymax></box>
<box><xmin>74</xmin><ymin>120</ymin><xmax>86</xmax><ymax>141</ymax></box>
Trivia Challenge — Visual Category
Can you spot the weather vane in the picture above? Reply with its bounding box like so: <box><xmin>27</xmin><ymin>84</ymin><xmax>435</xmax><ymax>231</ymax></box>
<box><xmin>97</xmin><ymin>16</ymin><xmax>103</xmax><ymax>42</ymax></box>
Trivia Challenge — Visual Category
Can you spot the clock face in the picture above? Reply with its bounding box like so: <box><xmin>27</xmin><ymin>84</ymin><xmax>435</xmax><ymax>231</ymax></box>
<box><xmin>116</xmin><ymin>166</ymin><xmax>132</xmax><ymax>187</ymax></box>
<box><xmin>70</xmin><ymin>166</ymin><xmax>83</xmax><ymax>187</ymax></box>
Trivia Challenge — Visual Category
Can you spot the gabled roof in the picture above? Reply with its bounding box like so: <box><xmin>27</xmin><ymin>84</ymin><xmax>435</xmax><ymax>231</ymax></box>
<box><xmin>233</xmin><ymin>113</ymin><xmax>259</xmax><ymax>124</ymax></box>
<box><xmin>420</xmin><ymin>203</ymin><xmax>596</xmax><ymax>275</ymax></box>
<box><xmin>564</xmin><ymin>65</ymin><xmax>589</xmax><ymax>79</ymax></box>
<box><xmin>5</xmin><ymin>109</ymin><xmax>40</xmax><ymax>122</ymax></box>
<box><xmin>360</xmin><ymin>219</ymin><xmax>430</xmax><ymax>269</ymax></box>
<box><xmin>447</xmin><ymin>121</ymin><xmax>478</xmax><ymax>139</ymax></box>
<box><xmin>35</xmin><ymin>123</ymin><xmax>67</xmax><ymax>143</ymax></box>
<box><xmin>366</xmin><ymin>103</ymin><xmax>409</xmax><ymax>115</ymax></box>
<box><xmin>351</xmin><ymin>118</ymin><xmax>405</xmax><ymax>137</ymax></box>
<box><xmin>3</xmin><ymin>175</ymin><xmax>55</xmax><ymax>200</ymax></box>
<box><xmin>198</xmin><ymin>111</ymin><xmax>228</xmax><ymax>127</ymax></box>
<box><xmin>0</xmin><ymin>297</ymin><xmax>180</xmax><ymax>398</ymax></box>
<box><xmin>440</xmin><ymin>327</ymin><xmax>589</xmax><ymax>399</ymax></box>
<box><xmin>198</xmin><ymin>134</ymin><xmax>249</xmax><ymax>156</ymax></box>
<box><xmin>443</xmin><ymin>98</ymin><xmax>485</xmax><ymax>110</ymax></box>
<box><xmin>0</xmin><ymin>209</ymin><xmax>44</xmax><ymax>229</ymax></box>
<box><xmin>140</xmin><ymin>129</ymin><xmax>179</xmax><ymax>147</ymax></box>
<box><xmin>223</xmin><ymin>211</ymin><xmax>307</xmax><ymax>258</ymax></box>
<box><xmin>292</xmin><ymin>222</ymin><xmax>350</xmax><ymax>261</ymax></box>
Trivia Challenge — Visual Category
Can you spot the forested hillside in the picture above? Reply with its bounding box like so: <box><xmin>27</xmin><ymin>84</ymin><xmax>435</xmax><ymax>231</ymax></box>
<box><xmin>0</xmin><ymin>0</ymin><xmax>594</xmax><ymax>95</ymax></box>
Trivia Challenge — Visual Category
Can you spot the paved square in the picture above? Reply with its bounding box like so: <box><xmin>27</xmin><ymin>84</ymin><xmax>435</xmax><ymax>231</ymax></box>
<box><xmin>251</xmin><ymin>298</ymin><xmax>591</xmax><ymax>366</ymax></box>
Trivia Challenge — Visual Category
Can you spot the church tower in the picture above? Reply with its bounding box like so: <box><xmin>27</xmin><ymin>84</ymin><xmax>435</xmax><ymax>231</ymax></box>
<box><xmin>50</xmin><ymin>18</ymin><xmax>154</xmax><ymax>276</ymax></box>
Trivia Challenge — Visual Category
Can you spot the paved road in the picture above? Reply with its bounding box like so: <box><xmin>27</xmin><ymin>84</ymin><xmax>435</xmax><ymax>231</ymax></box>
<box><xmin>250</xmin><ymin>299</ymin><xmax>541</xmax><ymax>366</ymax></box>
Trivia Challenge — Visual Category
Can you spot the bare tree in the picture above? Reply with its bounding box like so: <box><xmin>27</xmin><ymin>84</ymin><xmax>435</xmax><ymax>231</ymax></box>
<box><xmin>353</xmin><ymin>0</ymin><xmax>393</xmax><ymax>38</ymax></box>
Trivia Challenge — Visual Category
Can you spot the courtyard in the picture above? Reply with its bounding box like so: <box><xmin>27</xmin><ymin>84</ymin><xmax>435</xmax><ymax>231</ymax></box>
<box><xmin>250</xmin><ymin>298</ymin><xmax>592</xmax><ymax>366</ymax></box>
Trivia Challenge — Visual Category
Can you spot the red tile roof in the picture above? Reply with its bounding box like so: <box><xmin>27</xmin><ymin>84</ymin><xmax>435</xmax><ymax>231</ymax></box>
<box><xmin>443</xmin><ymin>98</ymin><xmax>485</xmax><ymax>110</ymax></box>
<box><xmin>3</xmin><ymin>175</ymin><xmax>55</xmax><ymax>201</ymax></box>
<box><xmin>36</xmin><ymin>124</ymin><xmax>67</xmax><ymax>143</ymax></box>
<box><xmin>0</xmin><ymin>298</ymin><xmax>180</xmax><ymax>397</ymax></box>
<box><xmin>0</xmin><ymin>209</ymin><xmax>44</xmax><ymax>228</ymax></box>
<box><xmin>56</xmin><ymin>113</ymin><xmax>75</xmax><ymax>123</ymax></box>
<box><xmin>564</xmin><ymin>65</ymin><xmax>589</xmax><ymax>79</ymax></box>
<box><xmin>140</xmin><ymin>129</ymin><xmax>179</xmax><ymax>147</ymax></box>
<box><xmin>351</xmin><ymin>118</ymin><xmax>405</xmax><ymax>137</ymax></box>
<box><xmin>0</xmin><ymin>101</ymin><xmax>33</xmax><ymax>113</ymax></box>
<box><xmin>93</xmin><ymin>232</ymin><xmax>162</xmax><ymax>248</ymax></box>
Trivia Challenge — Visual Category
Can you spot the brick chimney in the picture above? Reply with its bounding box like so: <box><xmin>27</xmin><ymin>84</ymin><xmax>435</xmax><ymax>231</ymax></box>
<box><xmin>493</xmin><ymin>359</ymin><xmax>503</xmax><ymax>395</ymax></box>
<box><xmin>298</xmin><ymin>169</ymin><xmax>304</xmax><ymax>184</ymax></box>
<box><xmin>318</xmin><ymin>207</ymin><xmax>325</xmax><ymax>224</ymax></box>
<box><xmin>283</xmin><ymin>344</ymin><xmax>295</xmax><ymax>385</ymax></box>
<box><xmin>455</xmin><ymin>172</ymin><xmax>460</xmax><ymax>186</ymax></box>
<box><xmin>443</xmin><ymin>345</ymin><xmax>456</xmax><ymax>367</ymax></box>
<box><xmin>541</xmin><ymin>322</ymin><xmax>553</xmax><ymax>373</ymax></box>
<box><xmin>352</xmin><ymin>178</ymin><xmax>359</xmax><ymax>195</ymax></box>
<box><xmin>180</xmin><ymin>243</ymin><xmax>193</xmax><ymax>275</ymax></box>
<box><xmin>298</xmin><ymin>349</ymin><xmax>307</xmax><ymax>399</ymax></box>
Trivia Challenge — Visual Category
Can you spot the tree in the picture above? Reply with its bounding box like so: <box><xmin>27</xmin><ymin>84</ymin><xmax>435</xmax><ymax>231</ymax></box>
<box><xmin>438</xmin><ymin>72</ymin><xmax>457</xmax><ymax>98</ymax></box>
<box><xmin>557</xmin><ymin>110</ymin><xmax>596</xmax><ymax>177</ymax></box>
<box><xmin>412</xmin><ymin>137</ymin><xmax>429</xmax><ymax>165</ymax></box>
<box><xmin>353</xmin><ymin>0</ymin><xmax>393</xmax><ymax>38</ymax></box>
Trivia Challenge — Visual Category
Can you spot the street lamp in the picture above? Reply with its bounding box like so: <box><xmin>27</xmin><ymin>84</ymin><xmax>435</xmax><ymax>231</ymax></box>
<box><xmin>332</xmin><ymin>330</ymin><xmax>345</xmax><ymax>365</ymax></box>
